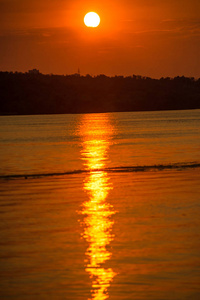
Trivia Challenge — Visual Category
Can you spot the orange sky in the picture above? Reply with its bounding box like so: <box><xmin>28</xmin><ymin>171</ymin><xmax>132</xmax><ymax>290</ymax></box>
<box><xmin>0</xmin><ymin>0</ymin><xmax>200</xmax><ymax>78</ymax></box>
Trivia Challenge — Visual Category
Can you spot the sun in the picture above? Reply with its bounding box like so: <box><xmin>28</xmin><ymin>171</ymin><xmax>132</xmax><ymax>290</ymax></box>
<box><xmin>84</xmin><ymin>12</ymin><xmax>100</xmax><ymax>28</ymax></box>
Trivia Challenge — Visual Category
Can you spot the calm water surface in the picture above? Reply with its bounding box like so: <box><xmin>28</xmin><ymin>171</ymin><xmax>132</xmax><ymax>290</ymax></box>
<box><xmin>1</xmin><ymin>110</ymin><xmax>200</xmax><ymax>175</ymax></box>
<box><xmin>0</xmin><ymin>110</ymin><xmax>200</xmax><ymax>299</ymax></box>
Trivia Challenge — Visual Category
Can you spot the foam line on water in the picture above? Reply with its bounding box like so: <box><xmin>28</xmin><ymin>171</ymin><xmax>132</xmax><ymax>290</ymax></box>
<box><xmin>0</xmin><ymin>162</ymin><xmax>200</xmax><ymax>180</ymax></box>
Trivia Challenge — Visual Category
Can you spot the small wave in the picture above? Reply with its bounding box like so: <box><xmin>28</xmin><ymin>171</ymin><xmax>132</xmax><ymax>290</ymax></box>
<box><xmin>0</xmin><ymin>162</ymin><xmax>200</xmax><ymax>180</ymax></box>
<box><xmin>107</xmin><ymin>162</ymin><xmax>200</xmax><ymax>172</ymax></box>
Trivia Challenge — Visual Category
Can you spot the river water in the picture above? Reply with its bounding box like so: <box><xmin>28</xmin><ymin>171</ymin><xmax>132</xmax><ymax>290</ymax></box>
<box><xmin>0</xmin><ymin>110</ymin><xmax>200</xmax><ymax>299</ymax></box>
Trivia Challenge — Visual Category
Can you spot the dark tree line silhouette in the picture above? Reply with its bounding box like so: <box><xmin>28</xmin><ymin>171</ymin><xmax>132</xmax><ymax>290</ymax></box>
<box><xmin>0</xmin><ymin>71</ymin><xmax>200</xmax><ymax>115</ymax></box>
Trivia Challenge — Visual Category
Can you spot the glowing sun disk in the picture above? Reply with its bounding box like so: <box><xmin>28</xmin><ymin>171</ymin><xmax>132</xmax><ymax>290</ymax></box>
<box><xmin>84</xmin><ymin>12</ymin><xmax>100</xmax><ymax>28</ymax></box>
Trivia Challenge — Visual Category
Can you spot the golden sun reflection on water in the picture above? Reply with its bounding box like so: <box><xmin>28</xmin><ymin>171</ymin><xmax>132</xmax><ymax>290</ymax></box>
<box><xmin>79</xmin><ymin>114</ymin><xmax>116</xmax><ymax>300</ymax></box>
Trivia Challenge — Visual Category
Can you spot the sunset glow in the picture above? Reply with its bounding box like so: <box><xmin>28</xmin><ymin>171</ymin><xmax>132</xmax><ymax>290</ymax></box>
<box><xmin>0</xmin><ymin>0</ymin><xmax>200</xmax><ymax>299</ymax></box>
<box><xmin>0</xmin><ymin>0</ymin><xmax>199</xmax><ymax>79</ymax></box>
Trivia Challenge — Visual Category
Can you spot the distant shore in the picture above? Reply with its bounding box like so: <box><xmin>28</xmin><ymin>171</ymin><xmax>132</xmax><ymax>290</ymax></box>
<box><xmin>0</xmin><ymin>72</ymin><xmax>200</xmax><ymax>115</ymax></box>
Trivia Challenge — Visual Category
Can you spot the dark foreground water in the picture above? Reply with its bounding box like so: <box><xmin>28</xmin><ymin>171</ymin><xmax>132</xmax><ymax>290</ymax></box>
<box><xmin>0</xmin><ymin>110</ymin><xmax>200</xmax><ymax>299</ymax></box>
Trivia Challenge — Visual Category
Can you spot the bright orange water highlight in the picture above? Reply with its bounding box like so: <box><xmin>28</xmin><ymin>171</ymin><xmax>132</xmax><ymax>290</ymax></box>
<box><xmin>79</xmin><ymin>114</ymin><xmax>116</xmax><ymax>300</ymax></box>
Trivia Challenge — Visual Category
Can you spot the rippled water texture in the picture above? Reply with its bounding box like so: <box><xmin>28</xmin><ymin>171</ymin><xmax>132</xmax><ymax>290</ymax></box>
<box><xmin>1</xmin><ymin>110</ymin><xmax>200</xmax><ymax>176</ymax></box>
<box><xmin>0</xmin><ymin>110</ymin><xmax>200</xmax><ymax>299</ymax></box>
